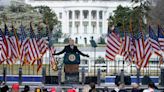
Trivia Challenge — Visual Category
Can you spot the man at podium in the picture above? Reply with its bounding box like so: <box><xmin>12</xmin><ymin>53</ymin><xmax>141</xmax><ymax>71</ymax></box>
<box><xmin>53</xmin><ymin>38</ymin><xmax>89</xmax><ymax>57</ymax></box>
<box><xmin>53</xmin><ymin>38</ymin><xmax>89</xmax><ymax>83</ymax></box>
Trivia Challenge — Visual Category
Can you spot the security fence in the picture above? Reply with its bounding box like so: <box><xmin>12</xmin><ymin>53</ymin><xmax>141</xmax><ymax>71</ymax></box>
<box><xmin>0</xmin><ymin>58</ymin><xmax>163</xmax><ymax>77</ymax></box>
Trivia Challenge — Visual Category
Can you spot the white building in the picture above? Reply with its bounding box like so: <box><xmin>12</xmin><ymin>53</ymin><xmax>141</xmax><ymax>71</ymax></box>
<box><xmin>24</xmin><ymin>0</ymin><xmax>132</xmax><ymax>44</ymax></box>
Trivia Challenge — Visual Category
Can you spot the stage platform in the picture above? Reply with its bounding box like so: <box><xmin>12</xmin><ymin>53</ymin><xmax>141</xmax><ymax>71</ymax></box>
<box><xmin>0</xmin><ymin>75</ymin><xmax>160</xmax><ymax>84</ymax></box>
<box><xmin>0</xmin><ymin>75</ymin><xmax>163</xmax><ymax>91</ymax></box>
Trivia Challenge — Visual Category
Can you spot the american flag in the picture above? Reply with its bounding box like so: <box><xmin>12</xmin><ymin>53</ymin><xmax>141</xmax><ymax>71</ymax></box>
<box><xmin>158</xmin><ymin>25</ymin><xmax>164</xmax><ymax>64</ymax></box>
<box><xmin>135</xmin><ymin>28</ymin><xmax>153</xmax><ymax>68</ymax></box>
<box><xmin>0</xmin><ymin>29</ymin><xmax>7</xmax><ymax>64</ymax></box>
<box><xmin>106</xmin><ymin>31</ymin><xmax>121</xmax><ymax>61</ymax></box>
<box><xmin>36</xmin><ymin>23</ymin><xmax>48</xmax><ymax>72</ymax></box>
<box><xmin>29</xmin><ymin>22</ymin><xmax>41</xmax><ymax>65</ymax></box>
<box><xmin>50</xmin><ymin>46</ymin><xmax>57</xmax><ymax>70</ymax></box>
<box><xmin>9</xmin><ymin>26</ymin><xmax>20</xmax><ymax>63</ymax></box>
<box><xmin>37</xmin><ymin>23</ymin><xmax>48</xmax><ymax>56</ymax></box>
<box><xmin>19</xmin><ymin>25</ymin><xmax>29</xmax><ymax>65</ymax></box>
<box><xmin>129</xmin><ymin>37</ymin><xmax>136</xmax><ymax>62</ymax></box>
<box><xmin>133</xmin><ymin>31</ymin><xmax>145</xmax><ymax>65</ymax></box>
<box><xmin>158</xmin><ymin>25</ymin><xmax>164</xmax><ymax>51</ymax></box>
<box><xmin>149</xmin><ymin>26</ymin><xmax>162</xmax><ymax>56</ymax></box>
<box><xmin>138</xmin><ymin>38</ymin><xmax>152</xmax><ymax>68</ymax></box>
<box><xmin>12</xmin><ymin>25</ymin><xmax>21</xmax><ymax>58</ymax></box>
<box><xmin>4</xmin><ymin>24</ymin><xmax>14</xmax><ymax>64</ymax></box>
<box><xmin>46</xmin><ymin>25</ymin><xmax>57</xmax><ymax>70</ymax></box>
<box><xmin>119</xmin><ymin>33</ymin><xmax>131</xmax><ymax>61</ymax></box>
<box><xmin>37</xmin><ymin>59</ymin><xmax>42</xmax><ymax>73</ymax></box>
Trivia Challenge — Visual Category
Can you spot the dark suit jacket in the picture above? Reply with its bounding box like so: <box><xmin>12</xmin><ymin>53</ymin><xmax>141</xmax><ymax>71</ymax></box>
<box><xmin>54</xmin><ymin>45</ymin><xmax>87</xmax><ymax>56</ymax></box>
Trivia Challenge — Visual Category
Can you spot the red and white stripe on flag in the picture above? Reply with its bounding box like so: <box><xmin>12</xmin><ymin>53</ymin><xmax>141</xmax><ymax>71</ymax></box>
<box><xmin>119</xmin><ymin>36</ymin><xmax>131</xmax><ymax>61</ymax></box>
<box><xmin>36</xmin><ymin>38</ymin><xmax>48</xmax><ymax>72</ymax></box>
<box><xmin>150</xmin><ymin>38</ymin><xmax>162</xmax><ymax>56</ymax></box>
<box><xmin>106</xmin><ymin>32</ymin><xmax>121</xmax><ymax>61</ymax></box>
<box><xmin>37</xmin><ymin>38</ymin><xmax>48</xmax><ymax>56</ymax></box>
<box><xmin>137</xmin><ymin>38</ymin><xmax>152</xmax><ymax>68</ymax></box>
<box><xmin>158</xmin><ymin>38</ymin><xmax>164</xmax><ymax>51</ymax></box>
<box><xmin>50</xmin><ymin>46</ymin><xmax>57</xmax><ymax>70</ymax></box>
<box><xmin>8</xmin><ymin>37</ymin><xmax>19</xmax><ymax>64</ymax></box>
<box><xmin>134</xmin><ymin>38</ymin><xmax>144</xmax><ymax>63</ymax></box>
<box><xmin>20</xmin><ymin>38</ymin><xmax>29</xmax><ymax>64</ymax></box>
<box><xmin>28</xmin><ymin>38</ymin><xmax>41</xmax><ymax>62</ymax></box>
<box><xmin>0</xmin><ymin>39</ymin><xmax>7</xmax><ymax>63</ymax></box>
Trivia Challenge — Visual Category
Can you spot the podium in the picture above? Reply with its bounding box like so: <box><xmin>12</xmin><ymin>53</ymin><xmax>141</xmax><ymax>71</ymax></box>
<box><xmin>64</xmin><ymin>53</ymin><xmax>80</xmax><ymax>64</ymax></box>
<box><xmin>63</xmin><ymin>53</ymin><xmax>80</xmax><ymax>84</ymax></box>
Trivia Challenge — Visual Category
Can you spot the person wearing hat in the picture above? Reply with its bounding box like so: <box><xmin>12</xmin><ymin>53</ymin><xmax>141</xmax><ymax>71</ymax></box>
<box><xmin>143</xmin><ymin>83</ymin><xmax>159</xmax><ymax>92</ymax></box>
<box><xmin>67</xmin><ymin>89</ymin><xmax>76</xmax><ymax>92</ymax></box>
<box><xmin>51</xmin><ymin>87</ymin><xmax>56</xmax><ymax>92</ymax></box>
<box><xmin>12</xmin><ymin>83</ymin><xmax>19</xmax><ymax>92</ymax></box>
<box><xmin>22</xmin><ymin>85</ymin><xmax>30</xmax><ymax>92</ymax></box>
<box><xmin>1</xmin><ymin>85</ymin><xmax>9</xmax><ymax>92</ymax></box>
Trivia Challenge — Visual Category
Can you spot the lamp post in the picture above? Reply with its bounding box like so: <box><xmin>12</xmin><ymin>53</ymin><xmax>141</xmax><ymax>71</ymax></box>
<box><xmin>90</xmin><ymin>37</ymin><xmax>97</xmax><ymax>76</ymax></box>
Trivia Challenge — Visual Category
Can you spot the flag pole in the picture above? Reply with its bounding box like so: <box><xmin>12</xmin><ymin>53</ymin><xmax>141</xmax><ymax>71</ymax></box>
<box><xmin>3</xmin><ymin>19</ymin><xmax>7</xmax><ymax>83</ymax></box>
<box><xmin>46</xmin><ymin>19</ymin><xmax>51</xmax><ymax>76</ymax></box>
<box><xmin>122</xmin><ymin>18</ymin><xmax>125</xmax><ymax>70</ymax></box>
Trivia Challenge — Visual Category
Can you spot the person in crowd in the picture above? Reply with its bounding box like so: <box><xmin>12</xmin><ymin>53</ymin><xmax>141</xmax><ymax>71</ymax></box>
<box><xmin>143</xmin><ymin>83</ymin><xmax>159</xmax><ymax>92</ymax></box>
<box><xmin>1</xmin><ymin>85</ymin><xmax>9</xmax><ymax>92</ymax></box>
<box><xmin>42</xmin><ymin>88</ymin><xmax>48</xmax><ymax>92</ymax></box>
<box><xmin>51</xmin><ymin>87</ymin><xmax>56</xmax><ymax>92</ymax></box>
<box><xmin>131</xmin><ymin>83</ymin><xmax>140</xmax><ymax>92</ymax></box>
<box><xmin>118</xmin><ymin>83</ymin><xmax>127</xmax><ymax>92</ymax></box>
<box><xmin>103</xmin><ymin>87</ymin><xmax>109</xmax><ymax>92</ymax></box>
<box><xmin>111</xmin><ymin>82</ymin><xmax>121</xmax><ymax>92</ymax></box>
<box><xmin>89</xmin><ymin>82</ymin><xmax>97</xmax><ymax>92</ymax></box>
<box><xmin>22</xmin><ymin>85</ymin><xmax>30</xmax><ymax>92</ymax></box>
<box><xmin>83</xmin><ymin>85</ymin><xmax>90</xmax><ymax>92</ymax></box>
<box><xmin>12</xmin><ymin>83</ymin><xmax>19</xmax><ymax>92</ymax></box>
<box><xmin>67</xmin><ymin>88</ymin><xmax>76</xmax><ymax>92</ymax></box>
<box><xmin>111</xmin><ymin>82</ymin><xmax>127</xmax><ymax>92</ymax></box>
<box><xmin>56</xmin><ymin>86</ymin><xmax>62</xmax><ymax>92</ymax></box>
<box><xmin>35</xmin><ymin>87</ymin><xmax>42</xmax><ymax>92</ymax></box>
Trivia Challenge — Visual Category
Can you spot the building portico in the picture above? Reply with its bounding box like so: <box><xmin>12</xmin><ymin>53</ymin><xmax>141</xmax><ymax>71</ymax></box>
<box><xmin>25</xmin><ymin>0</ymin><xmax>132</xmax><ymax>44</ymax></box>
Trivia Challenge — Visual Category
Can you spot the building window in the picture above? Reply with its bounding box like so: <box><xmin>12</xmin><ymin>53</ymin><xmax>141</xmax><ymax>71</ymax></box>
<box><xmin>92</xmin><ymin>23</ymin><xmax>96</xmax><ymax>33</ymax></box>
<box><xmin>83</xmin><ymin>10</ymin><xmax>88</xmax><ymax>19</ymax></box>
<box><xmin>91</xmin><ymin>10</ymin><xmax>96</xmax><ymax>19</ymax></box>
<box><xmin>99</xmin><ymin>11</ymin><xmax>102</xmax><ymax>19</ymax></box>
<box><xmin>83</xmin><ymin>23</ymin><xmax>88</xmax><ymax>34</ymax></box>
<box><xmin>109</xmin><ymin>12</ymin><xmax>112</xmax><ymax>17</ymax></box>
<box><xmin>81</xmin><ymin>59</ymin><xmax>88</xmax><ymax>64</ymax></box>
<box><xmin>99</xmin><ymin>22</ymin><xmax>102</xmax><ymax>34</ymax></box>
<box><xmin>69</xmin><ymin>11</ymin><xmax>72</xmax><ymax>19</ymax></box>
<box><xmin>75</xmin><ymin>37</ymin><xmax>78</xmax><ymax>44</ymax></box>
<box><xmin>84</xmin><ymin>37</ymin><xmax>87</xmax><ymax>44</ymax></box>
<box><xmin>69</xmin><ymin>22</ymin><xmax>72</xmax><ymax>34</ymax></box>
<box><xmin>93</xmin><ymin>25</ymin><xmax>96</xmax><ymax>33</ymax></box>
<box><xmin>76</xmin><ymin>24</ymin><xmax>79</xmax><ymax>34</ymax></box>
<box><xmin>59</xmin><ymin>12</ymin><xmax>62</xmax><ymax>19</ymax></box>
<box><xmin>75</xmin><ymin>10</ymin><xmax>80</xmax><ymax>19</ymax></box>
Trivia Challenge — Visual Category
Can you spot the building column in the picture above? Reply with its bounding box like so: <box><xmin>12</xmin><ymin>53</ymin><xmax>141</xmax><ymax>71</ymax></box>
<box><xmin>88</xmin><ymin>10</ymin><xmax>92</xmax><ymax>34</ymax></box>
<box><xmin>80</xmin><ymin>10</ymin><xmax>83</xmax><ymax>34</ymax></box>
<box><xmin>66</xmin><ymin>10</ymin><xmax>70</xmax><ymax>34</ymax></box>
<box><xmin>103</xmin><ymin>10</ymin><xmax>107</xmax><ymax>34</ymax></box>
<box><xmin>96</xmin><ymin>10</ymin><xmax>100</xmax><ymax>34</ymax></box>
<box><xmin>72</xmin><ymin>10</ymin><xmax>75</xmax><ymax>34</ymax></box>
